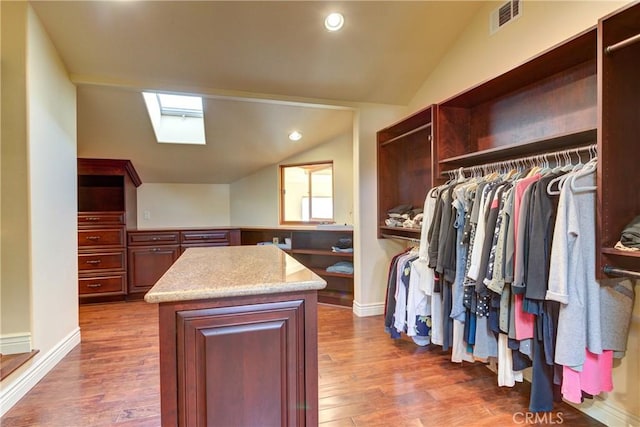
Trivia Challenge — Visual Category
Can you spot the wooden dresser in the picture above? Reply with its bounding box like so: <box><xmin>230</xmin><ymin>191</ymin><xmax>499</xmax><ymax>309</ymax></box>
<box><xmin>77</xmin><ymin>159</ymin><xmax>141</xmax><ymax>302</ymax></box>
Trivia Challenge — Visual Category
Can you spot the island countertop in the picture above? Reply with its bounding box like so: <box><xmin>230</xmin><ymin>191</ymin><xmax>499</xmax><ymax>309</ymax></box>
<box><xmin>143</xmin><ymin>244</ymin><xmax>327</xmax><ymax>303</ymax></box>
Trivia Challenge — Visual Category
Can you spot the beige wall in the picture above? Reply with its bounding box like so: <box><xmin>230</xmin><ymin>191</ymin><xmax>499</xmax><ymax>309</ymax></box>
<box><xmin>353</xmin><ymin>104</ymin><xmax>408</xmax><ymax>315</ymax></box>
<box><xmin>409</xmin><ymin>1</ymin><xmax>630</xmax><ymax>111</ymax></box>
<box><xmin>230</xmin><ymin>131</ymin><xmax>354</xmax><ymax>227</ymax></box>
<box><xmin>1</xmin><ymin>3</ymin><xmax>79</xmax><ymax>415</ymax></box>
<box><xmin>1</xmin><ymin>1</ymin><xmax>31</xmax><ymax>345</ymax></box>
<box><xmin>136</xmin><ymin>183</ymin><xmax>230</xmax><ymax>229</ymax></box>
<box><xmin>27</xmin><ymin>3</ymin><xmax>79</xmax><ymax>355</ymax></box>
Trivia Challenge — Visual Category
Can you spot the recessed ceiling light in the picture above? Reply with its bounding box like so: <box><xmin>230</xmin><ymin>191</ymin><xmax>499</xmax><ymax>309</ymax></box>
<box><xmin>324</xmin><ymin>12</ymin><xmax>344</xmax><ymax>32</ymax></box>
<box><xmin>289</xmin><ymin>131</ymin><xmax>303</xmax><ymax>141</ymax></box>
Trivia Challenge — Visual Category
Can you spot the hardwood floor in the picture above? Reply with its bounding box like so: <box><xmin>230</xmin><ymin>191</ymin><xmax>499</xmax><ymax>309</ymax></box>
<box><xmin>1</xmin><ymin>300</ymin><xmax>603</xmax><ymax>426</ymax></box>
<box><xmin>1</xmin><ymin>351</ymin><xmax>39</xmax><ymax>381</ymax></box>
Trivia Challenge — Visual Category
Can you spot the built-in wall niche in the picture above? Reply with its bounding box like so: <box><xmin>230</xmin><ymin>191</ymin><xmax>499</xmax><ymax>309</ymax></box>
<box><xmin>436</xmin><ymin>28</ymin><xmax>597</xmax><ymax>180</ymax></box>
<box><xmin>78</xmin><ymin>175</ymin><xmax>125</xmax><ymax>212</ymax></box>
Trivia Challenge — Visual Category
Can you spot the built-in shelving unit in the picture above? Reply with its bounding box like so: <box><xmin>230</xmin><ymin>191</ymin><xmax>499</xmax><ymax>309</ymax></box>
<box><xmin>376</xmin><ymin>105</ymin><xmax>434</xmax><ymax>240</ymax></box>
<box><xmin>241</xmin><ymin>227</ymin><xmax>354</xmax><ymax>307</ymax></box>
<box><xmin>597</xmin><ymin>1</ymin><xmax>640</xmax><ymax>279</ymax></box>
<box><xmin>436</xmin><ymin>27</ymin><xmax>598</xmax><ymax>181</ymax></box>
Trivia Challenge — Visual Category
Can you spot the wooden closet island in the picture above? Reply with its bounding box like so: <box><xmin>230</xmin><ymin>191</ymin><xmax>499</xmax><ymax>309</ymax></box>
<box><xmin>144</xmin><ymin>245</ymin><xmax>326</xmax><ymax>427</ymax></box>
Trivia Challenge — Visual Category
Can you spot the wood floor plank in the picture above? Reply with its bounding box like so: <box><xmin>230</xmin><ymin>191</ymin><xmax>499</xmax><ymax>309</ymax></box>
<box><xmin>0</xmin><ymin>300</ymin><xmax>605</xmax><ymax>426</ymax></box>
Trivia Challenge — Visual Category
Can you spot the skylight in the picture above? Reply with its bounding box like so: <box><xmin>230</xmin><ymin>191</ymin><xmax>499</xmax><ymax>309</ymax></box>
<box><xmin>142</xmin><ymin>92</ymin><xmax>206</xmax><ymax>145</ymax></box>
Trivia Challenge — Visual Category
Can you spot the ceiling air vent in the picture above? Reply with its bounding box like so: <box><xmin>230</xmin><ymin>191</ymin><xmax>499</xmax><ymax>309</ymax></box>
<box><xmin>490</xmin><ymin>0</ymin><xmax>521</xmax><ymax>34</ymax></box>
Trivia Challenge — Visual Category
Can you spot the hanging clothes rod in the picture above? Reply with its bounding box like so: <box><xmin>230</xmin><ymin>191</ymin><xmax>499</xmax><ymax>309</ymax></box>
<box><xmin>381</xmin><ymin>233</ymin><xmax>421</xmax><ymax>243</ymax></box>
<box><xmin>380</xmin><ymin>123</ymin><xmax>432</xmax><ymax>146</ymax></box>
<box><xmin>443</xmin><ymin>143</ymin><xmax>597</xmax><ymax>178</ymax></box>
<box><xmin>603</xmin><ymin>265</ymin><xmax>640</xmax><ymax>280</ymax></box>
<box><xmin>605</xmin><ymin>32</ymin><xmax>640</xmax><ymax>54</ymax></box>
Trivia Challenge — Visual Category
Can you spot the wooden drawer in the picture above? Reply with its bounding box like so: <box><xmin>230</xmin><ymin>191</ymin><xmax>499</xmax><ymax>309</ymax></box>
<box><xmin>78</xmin><ymin>228</ymin><xmax>125</xmax><ymax>248</ymax></box>
<box><xmin>128</xmin><ymin>231</ymin><xmax>180</xmax><ymax>246</ymax></box>
<box><xmin>78</xmin><ymin>273</ymin><xmax>126</xmax><ymax>295</ymax></box>
<box><xmin>180</xmin><ymin>230</ymin><xmax>230</xmax><ymax>245</ymax></box>
<box><xmin>180</xmin><ymin>242</ymin><xmax>229</xmax><ymax>254</ymax></box>
<box><xmin>78</xmin><ymin>211</ymin><xmax>125</xmax><ymax>226</ymax></box>
<box><xmin>78</xmin><ymin>250</ymin><xmax>125</xmax><ymax>272</ymax></box>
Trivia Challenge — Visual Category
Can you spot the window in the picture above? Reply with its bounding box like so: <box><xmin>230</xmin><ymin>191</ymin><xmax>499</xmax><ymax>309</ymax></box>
<box><xmin>280</xmin><ymin>162</ymin><xmax>334</xmax><ymax>224</ymax></box>
<box><xmin>142</xmin><ymin>92</ymin><xmax>206</xmax><ymax>145</ymax></box>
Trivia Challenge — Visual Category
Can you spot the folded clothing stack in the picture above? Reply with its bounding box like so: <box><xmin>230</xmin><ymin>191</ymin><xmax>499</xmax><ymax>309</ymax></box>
<box><xmin>332</xmin><ymin>237</ymin><xmax>353</xmax><ymax>253</ymax></box>
<box><xmin>384</xmin><ymin>204</ymin><xmax>423</xmax><ymax>229</ymax></box>
<box><xmin>616</xmin><ymin>214</ymin><xmax>640</xmax><ymax>251</ymax></box>
<box><xmin>326</xmin><ymin>260</ymin><xmax>354</xmax><ymax>275</ymax></box>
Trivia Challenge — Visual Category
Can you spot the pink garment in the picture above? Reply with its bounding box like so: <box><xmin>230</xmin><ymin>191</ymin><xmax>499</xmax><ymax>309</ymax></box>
<box><xmin>512</xmin><ymin>175</ymin><xmax>541</xmax><ymax>340</ymax></box>
<box><xmin>561</xmin><ymin>350</ymin><xmax>614</xmax><ymax>404</ymax></box>
<box><xmin>514</xmin><ymin>294</ymin><xmax>534</xmax><ymax>339</ymax></box>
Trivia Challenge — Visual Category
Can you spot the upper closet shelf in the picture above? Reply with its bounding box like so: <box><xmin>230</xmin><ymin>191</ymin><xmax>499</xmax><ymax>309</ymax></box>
<box><xmin>439</xmin><ymin>128</ymin><xmax>596</xmax><ymax>168</ymax></box>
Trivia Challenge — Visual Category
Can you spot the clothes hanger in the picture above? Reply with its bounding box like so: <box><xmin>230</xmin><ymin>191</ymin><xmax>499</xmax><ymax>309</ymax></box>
<box><xmin>569</xmin><ymin>157</ymin><xmax>598</xmax><ymax>192</ymax></box>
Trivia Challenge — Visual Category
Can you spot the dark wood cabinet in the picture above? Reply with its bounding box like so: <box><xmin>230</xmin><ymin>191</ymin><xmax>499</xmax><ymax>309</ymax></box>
<box><xmin>435</xmin><ymin>27</ymin><xmax>597</xmax><ymax>179</ymax></box>
<box><xmin>127</xmin><ymin>245</ymin><xmax>180</xmax><ymax>295</ymax></box>
<box><xmin>377</xmin><ymin>105</ymin><xmax>434</xmax><ymax>241</ymax></box>
<box><xmin>127</xmin><ymin>231</ymin><xmax>181</xmax><ymax>296</ymax></box>
<box><xmin>241</xmin><ymin>227</ymin><xmax>354</xmax><ymax>307</ymax></box>
<box><xmin>127</xmin><ymin>229</ymin><xmax>241</xmax><ymax>297</ymax></box>
<box><xmin>77</xmin><ymin>159</ymin><xmax>141</xmax><ymax>302</ymax></box>
<box><xmin>597</xmin><ymin>2</ymin><xmax>640</xmax><ymax>278</ymax></box>
<box><xmin>180</xmin><ymin>229</ymin><xmax>241</xmax><ymax>253</ymax></box>
<box><xmin>173</xmin><ymin>298</ymin><xmax>308</xmax><ymax>426</ymax></box>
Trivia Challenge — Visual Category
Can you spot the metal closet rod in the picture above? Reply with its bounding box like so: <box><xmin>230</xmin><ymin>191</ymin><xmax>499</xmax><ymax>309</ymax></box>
<box><xmin>381</xmin><ymin>233</ymin><xmax>421</xmax><ymax>243</ymax></box>
<box><xmin>446</xmin><ymin>143</ymin><xmax>597</xmax><ymax>177</ymax></box>
<box><xmin>603</xmin><ymin>265</ymin><xmax>640</xmax><ymax>280</ymax></box>
<box><xmin>605</xmin><ymin>32</ymin><xmax>640</xmax><ymax>54</ymax></box>
<box><xmin>380</xmin><ymin>123</ymin><xmax>432</xmax><ymax>146</ymax></box>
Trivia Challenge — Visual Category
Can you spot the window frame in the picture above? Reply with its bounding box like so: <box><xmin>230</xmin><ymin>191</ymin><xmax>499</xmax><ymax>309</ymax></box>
<box><xmin>279</xmin><ymin>161</ymin><xmax>335</xmax><ymax>225</ymax></box>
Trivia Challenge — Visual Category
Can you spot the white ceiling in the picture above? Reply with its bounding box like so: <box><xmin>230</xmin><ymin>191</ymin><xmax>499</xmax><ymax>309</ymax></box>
<box><xmin>30</xmin><ymin>1</ymin><xmax>484</xmax><ymax>184</ymax></box>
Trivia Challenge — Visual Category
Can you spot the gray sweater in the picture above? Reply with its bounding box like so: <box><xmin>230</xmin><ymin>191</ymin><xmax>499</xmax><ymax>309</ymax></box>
<box><xmin>546</xmin><ymin>168</ymin><xmax>601</xmax><ymax>371</ymax></box>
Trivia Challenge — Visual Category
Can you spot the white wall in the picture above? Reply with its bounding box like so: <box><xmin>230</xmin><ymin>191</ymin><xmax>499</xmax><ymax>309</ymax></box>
<box><xmin>136</xmin><ymin>183</ymin><xmax>230</xmax><ymax>229</ymax></box>
<box><xmin>230</xmin><ymin>132</ymin><xmax>354</xmax><ymax>227</ymax></box>
<box><xmin>1</xmin><ymin>4</ymin><xmax>80</xmax><ymax>416</ymax></box>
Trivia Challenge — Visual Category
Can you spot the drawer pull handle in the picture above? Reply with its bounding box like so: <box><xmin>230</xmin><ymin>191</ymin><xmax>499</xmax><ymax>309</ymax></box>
<box><xmin>85</xmin><ymin>236</ymin><xmax>101</xmax><ymax>241</ymax></box>
<box><xmin>85</xmin><ymin>260</ymin><xmax>102</xmax><ymax>265</ymax></box>
<box><xmin>151</xmin><ymin>248</ymin><xmax>160</xmax><ymax>252</ymax></box>
<box><xmin>86</xmin><ymin>217</ymin><xmax>100</xmax><ymax>221</ymax></box>
<box><xmin>152</xmin><ymin>237</ymin><xmax>160</xmax><ymax>241</ymax></box>
<box><xmin>86</xmin><ymin>283</ymin><xmax>102</xmax><ymax>288</ymax></box>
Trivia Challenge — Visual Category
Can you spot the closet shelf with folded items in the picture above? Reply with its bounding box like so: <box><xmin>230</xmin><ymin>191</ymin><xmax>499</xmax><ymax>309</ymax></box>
<box><xmin>383</xmin><ymin>142</ymin><xmax>638</xmax><ymax>414</ymax></box>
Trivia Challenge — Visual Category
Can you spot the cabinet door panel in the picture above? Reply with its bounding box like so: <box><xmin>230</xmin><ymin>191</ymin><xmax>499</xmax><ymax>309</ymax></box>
<box><xmin>78</xmin><ymin>228</ymin><xmax>125</xmax><ymax>248</ymax></box>
<box><xmin>180</xmin><ymin>230</ymin><xmax>230</xmax><ymax>244</ymax></box>
<box><xmin>128</xmin><ymin>245</ymin><xmax>180</xmax><ymax>294</ymax></box>
<box><xmin>128</xmin><ymin>231</ymin><xmax>180</xmax><ymax>246</ymax></box>
<box><xmin>78</xmin><ymin>273</ymin><xmax>126</xmax><ymax>295</ymax></box>
<box><xmin>78</xmin><ymin>211</ymin><xmax>125</xmax><ymax>226</ymax></box>
<box><xmin>176</xmin><ymin>300</ymin><xmax>304</xmax><ymax>427</ymax></box>
<box><xmin>78</xmin><ymin>250</ymin><xmax>126</xmax><ymax>272</ymax></box>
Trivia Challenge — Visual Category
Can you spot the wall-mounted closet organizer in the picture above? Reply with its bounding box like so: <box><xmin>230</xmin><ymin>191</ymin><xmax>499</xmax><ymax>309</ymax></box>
<box><xmin>377</xmin><ymin>2</ymin><xmax>640</xmax><ymax>281</ymax></box>
<box><xmin>377</xmin><ymin>105</ymin><xmax>434</xmax><ymax>241</ymax></box>
<box><xmin>597</xmin><ymin>1</ymin><xmax>640</xmax><ymax>280</ymax></box>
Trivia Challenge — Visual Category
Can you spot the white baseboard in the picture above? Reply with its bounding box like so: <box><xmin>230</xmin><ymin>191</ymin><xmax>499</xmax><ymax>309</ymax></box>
<box><xmin>568</xmin><ymin>396</ymin><xmax>640</xmax><ymax>427</ymax></box>
<box><xmin>484</xmin><ymin>361</ymin><xmax>638</xmax><ymax>426</ymax></box>
<box><xmin>352</xmin><ymin>301</ymin><xmax>385</xmax><ymax>317</ymax></box>
<box><xmin>0</xmin><ymin>334</ymin><xmax>32</xmax><ymax>355</ymax></box>
<box><xmin>0</xmin><ymin>327</ymin><xmax>81</xmax><ymax>417</ymax></box>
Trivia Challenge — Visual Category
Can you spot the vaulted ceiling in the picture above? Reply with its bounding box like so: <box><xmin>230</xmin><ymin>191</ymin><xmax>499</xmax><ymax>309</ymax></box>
<box><xmin>30</xmin><ymin>1</ymin><xmax>484</xmax><ymax>184</ymax></box>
